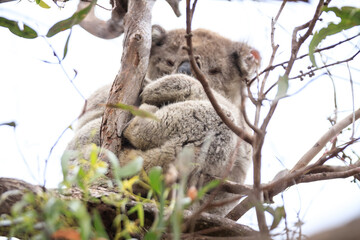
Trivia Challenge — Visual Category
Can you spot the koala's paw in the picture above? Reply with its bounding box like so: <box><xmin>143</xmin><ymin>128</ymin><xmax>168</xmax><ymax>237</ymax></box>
<box><xmin>141</xmin><ymin>74</ymin><xmax>203</xmax><ymax>106</ymax></box>
<box><xmin>124</xmin><ymin>104</ymin><xmax>162</xmax><ymax>150</ymax></box>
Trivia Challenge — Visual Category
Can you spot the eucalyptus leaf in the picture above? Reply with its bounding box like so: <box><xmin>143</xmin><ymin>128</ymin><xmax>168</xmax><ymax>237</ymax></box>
<box><xmin>116</xmin><ymin>157</ymin><xmax>143</xmax><ymax>179</ymax></box>
<box><xmin>275</xmin><ymin>75</ymin><xmax>289</xmax><ymax>100</ymax></box>
<box><xmin>148</xmin><ymin>167</ymin><xmax>163</xmax><ymax>195</ymax></box>
<box><xmin>107</xmin><ymin>102</ymin><xmax>159</xmax><ymax>121</ymax></box>
<box><xmin>128</xmin><ymin>204</ymin><xmax>145</xmax><ymax>227</ymax></box>
<box><xmin>46</xmin><ymin>0</ymin><xmax>96</xmax><ymax>37</ymax></box>
<box><xmin>144</xmin><ymin>231</ymin><xmax>160</xmax><ymax>240</ymax></box>
<box><xmin>105</xmin><ymin>149</ymin><xmax>122</xmax><ymax>187</ymax></box>
<box><xmin>93</xmin><ymin>210</ymin><xmax>109</xmax><ymax>239</ymax></box>
<box><xmin>0</xmin><ymin>121</ymin><xmax>16</xmax><ymax>127</ymax></box>
<box><xmin>309</xmin><ymin>6</ymin><xmax>360</xmax><ymax>67</ymax></box>
<box><xmin>0</xmin><ymin>17</ymin><xmax>37</xmax><ymax>39</ymax></box>
<box><xmin>63</xmin><ymin>29</ymin><xmax>72</xmax><ymax>60</ymax></box>
<box><xmin>197</xmin><ymin>179</ymin><xmax>220</xmax><ymax>199</ymax></box>
<box><xmin>36</xmin><ymin>0</ymin><xmax>50</xmax><ymax>9</ymax></box>
<box><xmin>270</xmin><ymin>206</ymin><xmax>286</xmax><ymax>230</ymax></box>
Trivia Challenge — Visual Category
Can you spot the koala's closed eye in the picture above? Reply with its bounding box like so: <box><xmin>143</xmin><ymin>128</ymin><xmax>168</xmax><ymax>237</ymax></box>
<box><xmin>166</xmin><ymin>60</ymin><xmax>175</xmax><ymax>67</ymax></box>
<box><xmin>209</xmin><ymin>67</ymin><xmax>222</xmax><ymax>75</ymax></box>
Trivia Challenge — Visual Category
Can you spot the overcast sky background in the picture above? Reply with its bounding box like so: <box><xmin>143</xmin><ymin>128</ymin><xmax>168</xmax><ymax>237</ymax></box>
<box><xmin>1</xmin><ymin>0</ymin><xmax>360</xmax><ymax>238</ymax></box>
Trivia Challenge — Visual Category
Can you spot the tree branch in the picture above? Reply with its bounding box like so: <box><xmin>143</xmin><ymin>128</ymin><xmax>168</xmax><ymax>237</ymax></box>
<box><xmin>291</xmin><ymin>108</ymin><xmax>360</xmax><ymax>171</ymax></box>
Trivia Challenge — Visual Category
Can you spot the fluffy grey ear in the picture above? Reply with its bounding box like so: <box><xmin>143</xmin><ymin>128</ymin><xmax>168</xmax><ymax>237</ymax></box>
<box><xmin>230</xmin><ymin>43</ymin><xmax>261</xmax><ymax>78</ymax></box>
<box><xmin>152</xmin><ymin>25</ymin><xmax>166</xmax><ymax>46</ymax></box>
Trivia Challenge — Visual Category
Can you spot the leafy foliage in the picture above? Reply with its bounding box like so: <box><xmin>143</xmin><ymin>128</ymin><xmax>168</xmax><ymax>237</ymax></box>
<box><xmin>309</xmin><ymin>6</ymin><xmax>360</xmax><ymax>67</ymax></box>
<box><xmin>1</xmin><ymin>145</ymin><xmax>218</xmax><ymax>239</ymax></box>
<box><xmin>0</xmin><ymin>17</ymin><xmax>37</xmax><ymax>39</ymax></box>
<box><xmin>46</xmin><ymin>0</ymin><xmax>96</xmax><ymax>37</ymax></box>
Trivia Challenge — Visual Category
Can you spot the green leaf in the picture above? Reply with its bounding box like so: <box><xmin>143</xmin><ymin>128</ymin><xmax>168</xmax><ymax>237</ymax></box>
<box><xmin>144</xmin><ymin>231</ymin><xmax>160</xmax><ymax>240</ymax></box>
<box><xmin>36</xmin><ymin>0</ymin><xmax>50</xmax><ymax>9</ymax></box>
<box><xmin>93</xmin><ymin>210</ymin><xmax>109</xmax><ymax>239</ymax></box>
<box><xmin>63</xmin><ymin>29</ymin><xmax>72</xmax><ymax>60</ymax></box>
<box><xmin>197</xmin><ymin>179</ymin><xmax>220</xmax><ymax>199</ymax></box>
<box><xmin>117</xmin><ymin>157</ymin><xmax>143</xmax><ymax>179</ymax></box>
<box><xmin>60</xmin><ymin>151</ymin><xmax>70</xmax><ymax>182</ymax></box>
<box><xmin>128</xmin><ymin>204</ymin><xmax>145</xmax><ymax>227</ymax></box>
<box><xmin>270</xmin><ymin>206</ymin><xmax>286</xmax><ymax>230</ymax></box>
<box><xmin>309</xmin><ymin>6</ymin><xmax>360</xmax><ymax>67</ymax></box>
<box><xmin>106</xmin><ymin>149</ymin><xmax>143</xmax><ymax>181</ymax></box>
<box><xmin>46</xmin><ymin>0</ymin><xmax>96</xmax><ymax>37</ymax></box>
<box><xmin>0</xmin><ymin>17</ymin><xmax>37</xmax><ymax>39</ymax></box>
<box><xmin>89</xmin><ymin>144</ymin><xmax>99</xmax><ymax>166</ymax></box>
<box><xmin>69</xmin><ymin>201</ymin><xmax>91</xmax><ymax>240</ymax></box>
<box><xmin>148</xmin><ymin>167</ymin><xmax>163</xmax><ymax>196</ymax></box>
<box><xmin>275</xmin><ymin>75</ymin><xmax>289</xmax><ymax>100</ymax></box>
<box><xmin>107</xmin><ymin>103</ymin><xmax>159</xmax><ymax>121</ymax></box>
<box><xmin>0</xmin><ymin>121</ymin><xmax>16</xmax><ymax>127</ymax></box>
<box><xmin>105</xmin><ymin>150</ymin><xmax>122</xmax><ymax>186</ymax></box>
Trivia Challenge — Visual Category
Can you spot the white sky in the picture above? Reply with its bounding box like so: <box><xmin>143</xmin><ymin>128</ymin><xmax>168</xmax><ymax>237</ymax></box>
<box><xmin>0</xmin><ymin>0</ymin><xmax>360</xmax><ymax>238</ymax></box>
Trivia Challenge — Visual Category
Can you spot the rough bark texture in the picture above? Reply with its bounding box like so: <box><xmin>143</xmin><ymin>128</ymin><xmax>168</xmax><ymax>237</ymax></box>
<box><xmin>99</xmin><ymin>0</ymin><xmax>155</xmax><ymax>166</ymax></box>
<box><xmin>0</xmin><ymin>178</ymin><xmax>43</xmax><ymax>215</ymax></box>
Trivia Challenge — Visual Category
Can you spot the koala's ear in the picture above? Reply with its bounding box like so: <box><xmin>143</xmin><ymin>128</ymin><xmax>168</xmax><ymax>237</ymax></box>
<box><xmin>230</xmin><ymin>43</ymin><xmax>261</xmax><ymax>78</ymax></box>
<box><xmin>152</xmin><ymin>25</ymin><xmax>166</xmax><ymax>46</ymax></box>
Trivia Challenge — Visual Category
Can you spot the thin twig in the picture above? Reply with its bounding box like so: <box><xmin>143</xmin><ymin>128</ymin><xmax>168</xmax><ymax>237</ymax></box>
<box><xmin>260</xmin><ymin>0</ymin><xmax>324</xmax><ymax>134</ymax></box>
<box><xmin>42</xmin><ymin>117</ymin><xmax>78</xmax><ymax>188</ymax></box>
<box><xmin>347</xmin><ymin>62</ymin><xmax>356</xmax><ymax>139</ymax></box>
<box><xmin>12</xmin><ymin>127</ymin><xmax>40</xmax><ymax>184</ymax></box>
<box><xmin>41</xmin><ymin>35</ymin><xmax>86</xmax><ymax>101</ymax></box>
<box><xmin>251</xmin><ymin>32</ymin><xmax>360</xmax><ymax>82</ymax></box>
<box><xmin>288</xmin><ymin>50</ymin><xmax>360</xmax><ymax>80</ymax></box>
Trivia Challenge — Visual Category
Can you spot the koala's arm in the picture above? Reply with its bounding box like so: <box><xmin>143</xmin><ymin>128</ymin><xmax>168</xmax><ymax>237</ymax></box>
<box><xmin>141</xmin><ymin>74</ymin><xmax>208</xmax><ymax>106</ymax></box>
<box><xmin>123</xmin><ymin>104</ymin><xmax>165</xmax><ymax>150</ymax></box>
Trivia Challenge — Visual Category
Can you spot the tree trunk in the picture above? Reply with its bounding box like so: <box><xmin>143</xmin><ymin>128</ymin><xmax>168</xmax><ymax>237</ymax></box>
<box><xmin>99</xmin><ymin>0</ymin><xmax>155</xmax><ymax>166</ymax></box>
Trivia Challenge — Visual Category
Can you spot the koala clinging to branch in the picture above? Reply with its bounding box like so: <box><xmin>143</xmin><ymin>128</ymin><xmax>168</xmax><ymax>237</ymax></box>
<box><xmin>65</xmin><ymin>25</ymin><xmax>260</xmax><ymax>216</ymax></box>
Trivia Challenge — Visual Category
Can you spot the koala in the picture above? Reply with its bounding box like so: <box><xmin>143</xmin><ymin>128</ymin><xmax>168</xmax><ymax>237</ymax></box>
<box><xmin>65</xmin><ymin>25</ymin><xmax>260</xmax><ymax>216</ymax></box>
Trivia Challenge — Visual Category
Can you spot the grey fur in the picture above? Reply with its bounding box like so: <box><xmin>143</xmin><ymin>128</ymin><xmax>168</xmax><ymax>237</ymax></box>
<box><xmin>64</xmin><ymin>25</ymin><xmax>260</xmax><ymax>216</ymax></box>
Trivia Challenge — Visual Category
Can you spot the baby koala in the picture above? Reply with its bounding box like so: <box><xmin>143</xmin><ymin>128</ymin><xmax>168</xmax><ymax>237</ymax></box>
<box><xmin>65</xmin><ymin>25</ymin><xmax>260</xmax><ymax>216</ymax></box>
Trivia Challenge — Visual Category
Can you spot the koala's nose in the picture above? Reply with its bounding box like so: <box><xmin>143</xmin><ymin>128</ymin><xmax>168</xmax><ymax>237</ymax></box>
<box><xmin>177</xmin><ymin>61</ymin><xmax>192</xmax><ymax>75</ymax></box>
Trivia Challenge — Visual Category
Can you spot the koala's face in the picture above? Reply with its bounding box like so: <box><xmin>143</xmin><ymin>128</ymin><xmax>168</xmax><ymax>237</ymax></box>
<box><xmin>147</xmin><ymin>25</ymin><xmax>261</xmax><ymax>103</ymax></box>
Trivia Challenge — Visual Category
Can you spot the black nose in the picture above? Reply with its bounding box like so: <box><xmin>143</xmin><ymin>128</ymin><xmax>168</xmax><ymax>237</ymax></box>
<box><xmin>177</xmin><ymin>61</ymin><xmax>192</xmax><ymax>75</ymax></box>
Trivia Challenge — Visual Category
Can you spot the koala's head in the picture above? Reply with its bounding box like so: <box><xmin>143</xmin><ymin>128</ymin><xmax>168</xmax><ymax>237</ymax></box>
<box><xmin>147</xmin><ymin>25</ymin><xmax>261</xmax><ymax>104</ymax></box>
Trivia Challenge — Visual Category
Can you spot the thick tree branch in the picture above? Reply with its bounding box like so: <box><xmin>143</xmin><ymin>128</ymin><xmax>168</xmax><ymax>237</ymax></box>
<box><xmin>78</xmin><ymin>0</ymin><xmax>126</xmax><ymax>39</ymax></box>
